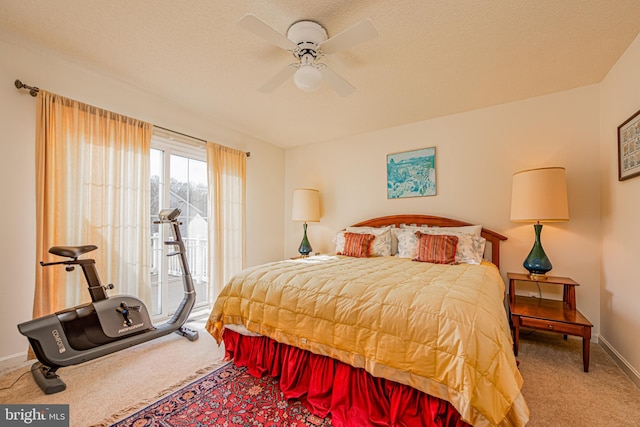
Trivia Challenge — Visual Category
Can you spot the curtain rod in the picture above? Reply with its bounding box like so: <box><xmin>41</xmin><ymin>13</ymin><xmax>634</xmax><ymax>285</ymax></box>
<box><xmin>14</xmin><ymin>79</ymin><xmax>250</xmax><ymax>157</ymax></box>
<box><xmin>153</xmin><ymin>126</ymin><xmax>250</xmax><ymax>157</ymax></box>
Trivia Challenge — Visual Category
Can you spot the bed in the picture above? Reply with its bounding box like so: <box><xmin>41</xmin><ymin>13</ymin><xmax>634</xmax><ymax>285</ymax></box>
<box><xmin>206</xmin><ymin>215</ymin><xmax>530</xmax><ymax>426</ymax></box>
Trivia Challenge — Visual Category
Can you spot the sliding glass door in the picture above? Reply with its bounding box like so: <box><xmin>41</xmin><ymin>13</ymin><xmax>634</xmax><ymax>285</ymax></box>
<box><xmin>150</xmin><ymin>138</ymin><xmax>209</xmax><ymax>319</ymax></box>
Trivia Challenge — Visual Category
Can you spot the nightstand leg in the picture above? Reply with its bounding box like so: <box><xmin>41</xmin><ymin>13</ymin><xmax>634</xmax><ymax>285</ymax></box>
<box><xmin>512</xmin><ymin>315</ymin><xmax>520</xmax><ymax>356</ymax></box>
<box><xmin>583</xmin><ymin>337</ymin><xmax>591</xmax><ymax>373</ymax></box>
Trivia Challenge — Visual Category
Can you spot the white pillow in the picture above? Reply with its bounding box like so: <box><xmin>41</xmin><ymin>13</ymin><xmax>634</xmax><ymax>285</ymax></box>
<box><xmin>333</xmin><ymin>226</ymin><xmax>392</xmax><ymax>257</ymax></box>
<box><xmin>399</xmin><ymin>224</ymin><xmax>430</xmax><ymax>230</ymax></box>
<box><xmin>428</xmin><ymin>224</ymin><xmax>482</xmax><ymax>236</ymax></box>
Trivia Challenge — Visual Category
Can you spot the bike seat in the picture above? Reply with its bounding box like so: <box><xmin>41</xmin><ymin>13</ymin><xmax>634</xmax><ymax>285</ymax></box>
<box><xmin>49</xmin><ymin>245</ymin><xmax>98</xmax><ymax>258</ymax></box>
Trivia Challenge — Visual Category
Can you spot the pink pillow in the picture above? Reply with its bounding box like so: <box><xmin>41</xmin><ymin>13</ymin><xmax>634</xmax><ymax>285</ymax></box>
<box><xmin>339</xmin><ymin>232</ymin><xmax>376</xmax><ymax>258</ymax></box>
<box><xmin>413</xmin><ymin>232</ymin><xmax>458</xmax><ymax>264</ymax></box>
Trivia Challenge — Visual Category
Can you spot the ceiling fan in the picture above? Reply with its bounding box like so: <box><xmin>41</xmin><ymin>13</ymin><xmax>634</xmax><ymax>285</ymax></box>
<box><xmin>237</xmin><ymin>14</ymin><xmax>378</xmax><ymax>97</ymax></box>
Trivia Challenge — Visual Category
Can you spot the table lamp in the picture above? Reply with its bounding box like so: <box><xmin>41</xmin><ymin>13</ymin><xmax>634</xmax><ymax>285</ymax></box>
<box><xmin>510</xmin><ymin>167</ymin><xmax>569</xmax><ymax>279</ymax></box>
<box><xmin>291</xmin><ymin>188</ymin><xmax>320</xmax><ymax>257</ymax></box>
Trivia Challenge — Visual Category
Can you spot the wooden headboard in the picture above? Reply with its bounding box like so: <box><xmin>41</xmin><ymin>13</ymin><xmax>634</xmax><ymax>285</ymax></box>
<box><xmin>351</xmin><ymin>214</ymin><xmax>507</xmax><ymax>268</ymax></box>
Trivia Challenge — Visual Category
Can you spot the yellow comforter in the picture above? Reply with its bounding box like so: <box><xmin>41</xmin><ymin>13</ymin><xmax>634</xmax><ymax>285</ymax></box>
<box><xmin>206</xmin><ymin>256</ymin><xmax>530</xmax><ymax>426</ymax></box>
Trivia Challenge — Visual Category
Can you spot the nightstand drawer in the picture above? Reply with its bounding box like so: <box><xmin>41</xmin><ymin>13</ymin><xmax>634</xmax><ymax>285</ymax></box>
<box><xmin>519</xmin><ymin>317</ymin><xmax>585</xmax><ymax>336</ymax></box>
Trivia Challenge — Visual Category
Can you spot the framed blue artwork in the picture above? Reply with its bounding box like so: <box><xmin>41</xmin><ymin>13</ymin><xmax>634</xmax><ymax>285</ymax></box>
<box><xmin>387</xmin><ymin>147</ymin><xmax>436</xmax><ymax>199</ymax></box>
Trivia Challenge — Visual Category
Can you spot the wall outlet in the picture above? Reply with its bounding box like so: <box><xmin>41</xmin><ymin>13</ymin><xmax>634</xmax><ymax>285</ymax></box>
<box><xmin>528</xmin><ymin>292</ymin><xmax>539</xmax><ymax>298</ymax></box>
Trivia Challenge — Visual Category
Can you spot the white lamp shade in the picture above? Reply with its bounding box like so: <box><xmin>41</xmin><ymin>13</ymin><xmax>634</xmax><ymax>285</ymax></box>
<box><xmin>292</xmin><ymin>188</ymin><xmax>320</xmax><ymax>222</ymax></box>
<box><xmin>511</xmin><ymin>167</ymin><xmax>569</xmax><ymax>222</ymax></box>
<box><xmin>294</xmin><ymin>65</ymin><xmax>323</xmax><ymax>92</ymax></box>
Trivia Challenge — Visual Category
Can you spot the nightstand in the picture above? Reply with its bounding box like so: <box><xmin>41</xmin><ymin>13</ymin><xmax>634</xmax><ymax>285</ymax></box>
<box><xmin>508</xmin><ymin>272</ymin><xmax>593</xmax><ymax>372</ymax></box>
<box><xmin>290</xmin><ymin>252</ymin><xmax>321</xmax><ymax>260</ymax></box>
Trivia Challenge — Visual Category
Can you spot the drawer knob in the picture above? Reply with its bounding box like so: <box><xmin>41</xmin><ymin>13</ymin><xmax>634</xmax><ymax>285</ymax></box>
<box><xmin>548</xmin><ymin>324</ymin><xmax>553</xmax><ymax>330</ymax></box>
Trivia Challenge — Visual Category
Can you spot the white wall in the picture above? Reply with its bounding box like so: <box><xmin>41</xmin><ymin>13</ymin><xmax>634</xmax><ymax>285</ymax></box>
<box><xmin>0</xmin><ymin>33</ymin><xmax>285</xmax><ymax>362</ymax></box>
<box><xmin>599</xmin><ymin>33</ymin><xmax>640</xmax><ymax>380</ymax></box>
<box><xmin>285</xmin><ymin>85</ymin><xmax>602</xmax><ymax>338</ymax></box>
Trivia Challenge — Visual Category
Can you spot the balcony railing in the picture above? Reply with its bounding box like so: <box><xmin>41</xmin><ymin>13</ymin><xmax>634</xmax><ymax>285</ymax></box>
<box><xmin>150</xmin><ymin>232</ymin><xmax>208</xmax><ymax>283</ymax></box>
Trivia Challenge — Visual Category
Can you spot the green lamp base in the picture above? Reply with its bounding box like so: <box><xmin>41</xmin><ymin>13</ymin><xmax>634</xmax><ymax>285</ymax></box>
<box><xmin>298</xmin><ymin>222</ymin><xmax>312</xmax><ymax>257</ymax></box>
<box><xmin>523</xmin><ymin>223</ymin><xmax>552</xmax><ymax>279</ymax></box>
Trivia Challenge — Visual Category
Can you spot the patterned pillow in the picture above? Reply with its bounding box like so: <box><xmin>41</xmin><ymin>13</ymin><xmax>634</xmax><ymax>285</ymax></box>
<box><xmin>334</xmin><ymin>226</ymin><xmax>392</xmax><ymax>256</ymax></box>
<box><xmin>398</xmin><ymin>228</ymin><xmax>486</xmax><ymax>264</ymax></box>
<box><xmin>453</xmin><ymin>233</ymin><xmax>486</xmax><ymax>264</ymax></box>
<box><xmin>338</xmin><ymin>232</ymin><xmax>376</xmax><ymax>258</ymax></box>
<box><xmin>413</xmin><ymin>233</ymin><xmax>458</xmax><ymax>264</ymax></box>
<box><xmin>424</xmin><ymin>229</ymin><xmax>486</xmax><ymax>264</ymax></box>
<box><xmin>396</xmin><ymin>228</ymin><xmax>421</xmax><ymax>258</ymax></box>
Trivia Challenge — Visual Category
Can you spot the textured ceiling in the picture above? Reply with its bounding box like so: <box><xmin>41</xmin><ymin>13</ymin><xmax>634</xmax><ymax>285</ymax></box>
<box><xmin>2</xmin><ymin>1</ymin><xmax>640</xmax><ymax>148</ymax></box>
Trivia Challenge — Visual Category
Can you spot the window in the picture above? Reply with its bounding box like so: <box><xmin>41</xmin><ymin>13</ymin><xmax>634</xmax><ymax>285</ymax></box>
<box><xmin>150</xmin><ymin>135</ymin><xmax>209</xmax><ymax>319</ymax></box>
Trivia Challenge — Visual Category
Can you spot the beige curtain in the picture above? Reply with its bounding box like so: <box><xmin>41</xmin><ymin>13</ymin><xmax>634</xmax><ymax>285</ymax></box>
<box><xmin>34</xmin><ymin>90</ymin><xmax>152</xmax><ymax>319</ymax></box>
<box><xmin>206</xmin><ymin>143</ymin><xmax>246</xmax><ymax>300</ymax></box>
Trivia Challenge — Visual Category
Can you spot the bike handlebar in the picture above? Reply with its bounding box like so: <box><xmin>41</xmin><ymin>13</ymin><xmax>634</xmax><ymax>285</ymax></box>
<box><xmin>155</xmin><ymin>208</ymin><xmax>181</xmax><ymax>223</ymax></box>
<box><xmin>41</xmin><ymin>260</ymin><xmax>75</xmax><ymax>267</ymax></box>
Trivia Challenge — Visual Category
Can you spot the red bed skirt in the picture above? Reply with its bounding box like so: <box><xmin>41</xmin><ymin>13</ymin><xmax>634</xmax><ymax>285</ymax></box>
<box><xmin>223</xmin><ymin>329</ymin><xmax>470</xmax><ymax>427</ymax></box>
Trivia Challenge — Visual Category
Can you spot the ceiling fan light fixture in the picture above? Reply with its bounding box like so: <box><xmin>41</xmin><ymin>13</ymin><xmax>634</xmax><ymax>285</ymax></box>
<box><xmin>294</xmin><ymin>65</ymin><xmax>323</xmax><ymax>92</ymax></box>
<box><xmin>239</xmin><ymin>14</ymin><xmax>378</xmax><ymax>95</ymax></box>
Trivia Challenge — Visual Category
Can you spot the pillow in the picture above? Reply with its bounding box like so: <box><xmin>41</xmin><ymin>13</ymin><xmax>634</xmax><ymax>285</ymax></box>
<box><xmin>334</xmin><ymin>226</ymin><xmax>392</xmax><ymax>256</ymax></box>
<box><xmin>339</xmin><ymin>232</ymin><xmax>376</xmax><ymax>258</ymax></box>
<box><xmin>452</xmin><ymin>233</ymin><xmax>486</xmax><ymax>264</ymax></box>
<box><xmin>428</xmin><ymin>224</ymin><xmax>482</xmax><ymax>236</ymax></box>
<box><xmin>413</xmin><ymin>233</ymin><xmax>458</xmax><ymax>264</ymax></box>
<box><xmin>421</xmin><ymin>228</ymin><xmax>486</xmax><ymax>264</ymax></box>
<box><xmin>396</xmin><ymin>228</ymin><xmax>421</xmax><ymax>258</ymax></box>
<box><xmin>347</xmin><ymin>226</ymin><xmax>392</xmax><ymax>256</ymax></box>
<box><xmin>399</xmin><ymin>224</ymin><xmax>430</xmax><ymax>230</ymax></box>
<box><xmin>397</xmin><ymin>228</ymin><xmax>486</xmax><ymax>264</ymax></box>
<box><xmin>390</xmin><ymin>227</ymin><xmax>402</xmax><ymax>255</ymax></box>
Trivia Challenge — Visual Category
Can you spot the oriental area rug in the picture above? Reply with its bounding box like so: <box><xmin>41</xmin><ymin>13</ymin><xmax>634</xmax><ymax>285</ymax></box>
<box><xmin>110</xmin><ymin>361</ymin><xmax>332</xmax><ymax>426</ymax></box>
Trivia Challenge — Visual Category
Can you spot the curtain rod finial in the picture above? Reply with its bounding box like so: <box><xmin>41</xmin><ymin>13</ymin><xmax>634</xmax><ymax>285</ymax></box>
<box><xmin>15</xmin><ymin>79</ymin><xmax>39</xmax><ymax>96</ymax></box>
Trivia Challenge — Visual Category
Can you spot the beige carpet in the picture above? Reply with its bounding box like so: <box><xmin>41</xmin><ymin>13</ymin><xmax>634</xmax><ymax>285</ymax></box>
<box><xmin>1</xmin><ymin>322</ymin><xmax>639</xmax><ymax>426</ymax></box>
<box><xmin>517</xmin><ymin>330</ymin><xmax>640</xmax><ymax>426</ymax></box>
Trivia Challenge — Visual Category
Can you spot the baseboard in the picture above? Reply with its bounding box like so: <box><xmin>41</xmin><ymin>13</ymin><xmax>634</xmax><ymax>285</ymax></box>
<box><xmin>0</xmin><ymin>351</ymin><xmax>28</xmax><ymax>374</ymax></box>
<box><xmin>599</xmin><ymin>335</ymin><xmax>640</xmax><ymax>389</ymax></box>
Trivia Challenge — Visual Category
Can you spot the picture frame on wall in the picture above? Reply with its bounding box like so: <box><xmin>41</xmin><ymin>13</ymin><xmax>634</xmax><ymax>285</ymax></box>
<box><xmin>618</xmin><ymin>108</ymin><xmax>640</xmax><ymax>181</ymax></box>
<box><xmin>387</xmin><ymin>147</ymin><xmax>436</xmax><ymax>199</ymax></box>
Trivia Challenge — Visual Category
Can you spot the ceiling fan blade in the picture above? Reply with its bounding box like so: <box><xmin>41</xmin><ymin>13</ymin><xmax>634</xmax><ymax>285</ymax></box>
<box><xmin>237</xmin><ymin>14</ymin><xmax>297</xmax><ymax>51</ymax></box>
<box><xmin>258</xmin><ymin>64</ymin><xmax>298</xmax><ymax>93</ymax></box>
<box><xmin>319</xmin><ymin>66</ymin><xmax>355</xmax><ymax>97</ymax></box>
<box><xmin>319</xmin><ymin>19</ymin><xmax>378</xmax><ymax>55</ymax></box>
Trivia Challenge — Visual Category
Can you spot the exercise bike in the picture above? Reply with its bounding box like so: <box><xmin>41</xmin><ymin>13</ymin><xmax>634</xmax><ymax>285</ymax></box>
<box><xmin>18</xmin><ymin>208</ymin><xmax>199</xmax><ymax>394</ymax></box>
